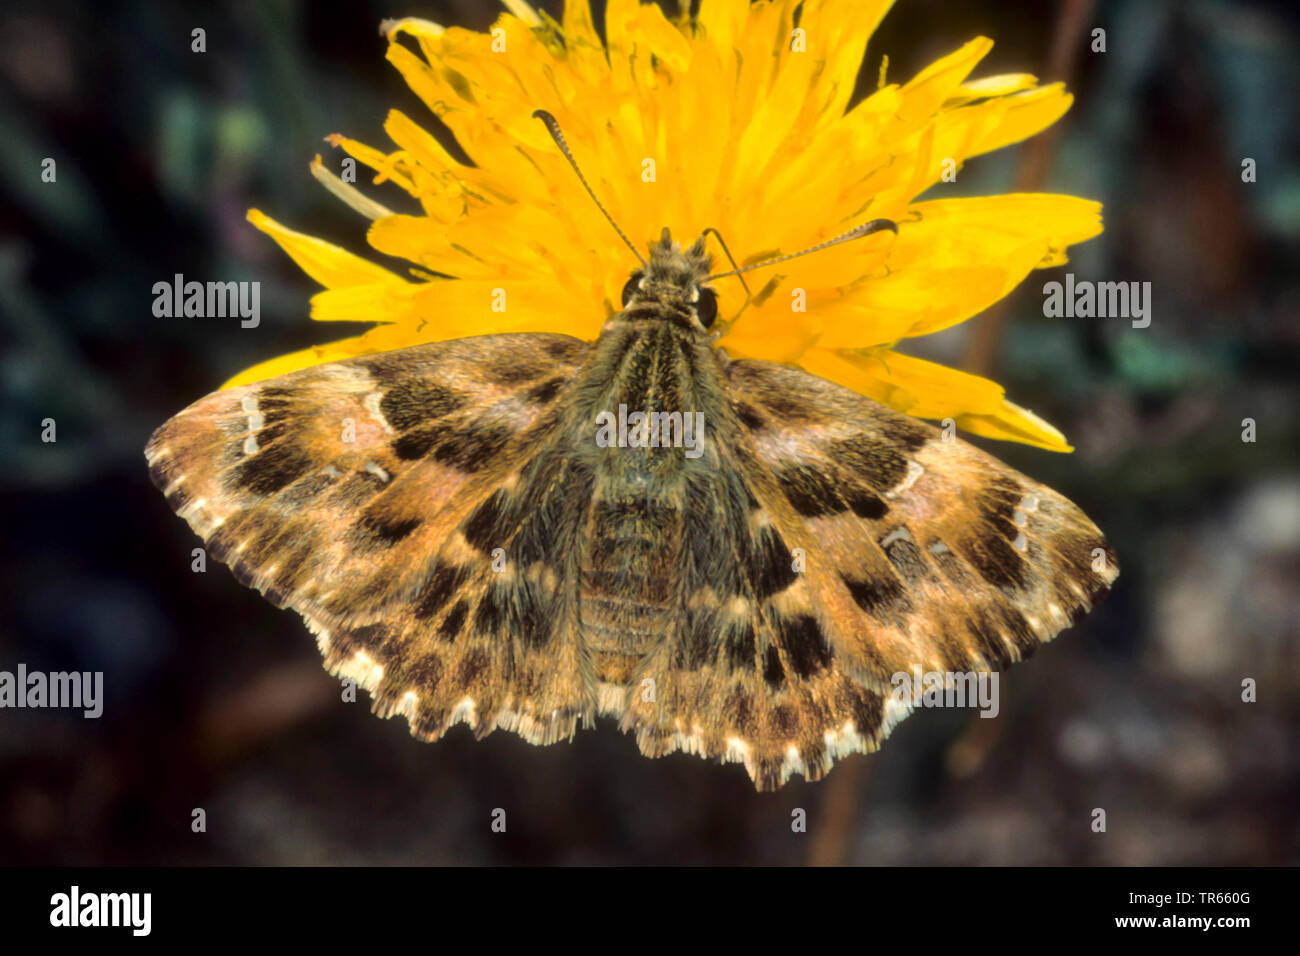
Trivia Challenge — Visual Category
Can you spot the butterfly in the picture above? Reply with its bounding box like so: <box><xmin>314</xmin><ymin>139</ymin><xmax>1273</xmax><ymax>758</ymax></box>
<box><xmin>146</xmin><ymin>113</ymin><xmax>1117</xmax><ymax>790</ymax></box>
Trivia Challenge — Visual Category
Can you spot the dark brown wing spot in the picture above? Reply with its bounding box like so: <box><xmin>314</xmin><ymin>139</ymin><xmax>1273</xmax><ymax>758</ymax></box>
<box><xmin>516</xmin><ymin>585</ymin><xmax>552</xmax><ymax>650</ymax></box>
<box><xmin>849</xmin><ymin>689</ymin><xmax>883</xmax><ymax>738</ymax></box>
<box><xmin>456</xmin><ymin>648</ymin><xmax>489</xmax><ymax>685</ymax></box>
<box><xmin>752</xmin><ymin>526</ymin><xmax>798</xmax><ymax>599</ymax></box>
<box><xmin>543</xmin><ymin>337</ymin><xmax>587</xmax><ymax>361</ymax></box>
<box><xmin>252</xmin><ymin>419</ymin><xmax>292</xmax><ymax>448</ymax></box>
<box><xmin>976</xmin><ymin>477</ymin><xmax>1022</xmax><ymax>523</ymax></box>
<box><xmin>774</xmin><ymin>464</ymin><xmax>846</xmax><ymax>518</ymax></box>
<box><xmin>398</xmin><ymin>652</ymin><xmax>443</xmax><ymax>691</ymax></box>
<box><xmin>380</xmin><ymin>379</ymin><xmax>464</xmax><ymax>430</ymax></box>
<box><xmin>967</xmin><ymin>609</ymin><xmax>1011</xmax><ymax>667</ymax></box>
<box><xmin>414</xmin><ymin>564</ymin><xmax>471</xmax><ymax>620</ymax></box>
<box><xmin>354</xmin><ymin>512</ymin><xmax>422</xmax><ymax>547</ymax></box>
<box><xmin>523</xmin><ymin>377</ymin><xmax>566</xmax><ymax>404</ymax></box>
<box><xmin>880</xmin><ymin>529</ymin><xmax>929</xmax><ymax>583</ymax></box>
<box><xmin>462</xmin><ymin>489</ymin><xmax>513</xmax><ymax>553</ymax></box>
<box><xmin>928</xmin><ymin>541</ymin><xmax>975</xmax><ymax>588</ymax></box>
<box><xmin>230</xmin><ymin>442</ymin><xmax>313</xmax><ymax>496</ymax></box>
<box><xmin>775</xmin><ymin>614</ymin><xmax>833</xmax><ymax>678</ymax></box>
<box><xmin>725</xmin><ymin>686</ymin><xmax>758</xmax><ymax>736</ymax></box>
<box><xmin>842</xmin><ymin>573</ymin><xmax>913</xmax><ymax>625</ymax></box>
<box><xmin>769</xmin><ymin>704</ymin><xmax>797</xmax><ymax>737</ymax></box>
<box><xmin>733</xmin><ymin>402</ymin><xmax>766</xmax><ymax>431</ymax></box>
<box><xmin>877</xmin><ymin>416</ymin><xmax>931</xmax><ymax>453</ymax></box>
<box><xmin>346</xmin><ymin>623</ymin><xmax>389</xmax><ymax>652</ymax></box>
<box><xmin>960</xmin><ymin>533</ymin><xmax>1028</xmax><ymax>591</ymax></box>
<box><xmin>473</xmin><ymin>585</ymin><xmax>506</xmax><ymax>633</ymax></box>
<box><xmin>760</xmin><ymin>393</ymin><xmax>822</xmax><ymax>422</ymax></box>
<box><xmin>392</xmin><ymin>424</ymin><xmax>443</xmax><ymax>461</ymax></box>
<box><xmin>723</xmin><ymin>622</ymin><xmax>757</xmax><ymax>672</ymax></box>
<box><xmin>830</xmin><ymin>434</ymin><xmax>909</xmax><ymax>490</ymax></box>
<box><xmin>676</xmin><ymin>612</ymin><xmax>716</xmax><ymax>670</ymax></box>
<box><xmin>846</xmin><ymin>486</ymin><xmax>888</xmax><ymax>519</ymax></box>
<box><xmin>330</xmin><ymin>469</ymin><xmax>389</xmax><ymax>508</ymax></box>
<box><xmin>393</xmin><ymin>421</ymin><xmax>512</xmax><ymax>470</ymax></box>
<box><xmin>438</xmin><ymin>599</ymin><xmax>470</xmax><ymax>641</ymax></box>
<box><xmin>432</xmin><ymin>423</ymin><xmax>512</xmax><ymax>471</ymax></box>
<box><xmin>762</xmin><ymin>645</ymin><xmax>785</xmax><ymax>688</ymax></box>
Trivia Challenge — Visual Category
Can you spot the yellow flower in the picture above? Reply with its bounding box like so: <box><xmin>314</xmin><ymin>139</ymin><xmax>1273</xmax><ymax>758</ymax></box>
<box><xmin>234</xmin><ymin>0</ymin><xmax>1101</xmax><ymax>452</ymax></box>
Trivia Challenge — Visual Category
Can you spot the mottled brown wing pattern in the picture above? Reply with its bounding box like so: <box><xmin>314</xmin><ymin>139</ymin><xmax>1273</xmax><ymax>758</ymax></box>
<box><xmin>619</xmin><ymin>357</ymin><xmax>1117</xmax><ymax>789</ymax></box>
<box><xmin>148</xmin><ymin>325</ymin><xmax>1116</xmax><ymax>791</ymax></box>
<box><xmin>146</xmin><ymin>333</ymin><xmax>598</xmax><ymax>741</ymax></box>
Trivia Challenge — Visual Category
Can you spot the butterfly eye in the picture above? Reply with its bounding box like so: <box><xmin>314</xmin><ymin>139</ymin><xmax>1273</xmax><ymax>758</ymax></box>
<box><xmin>621</xmin><ymin>274</ymin><xmax>643</xmax><ymax>308</ymax></box>
<box><xmin>695</xmin><ymin>286</ymin><xmax>719</xmax><ymax>329</ymax></box>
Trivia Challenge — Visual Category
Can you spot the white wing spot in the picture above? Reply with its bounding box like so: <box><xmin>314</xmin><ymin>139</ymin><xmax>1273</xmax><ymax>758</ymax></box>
<box><xmin>886</xmin><ymin>460</ymin><xmax>924</xmax><ymax>499</ymax></box>
<box><xmin>724</xmin><ymin>737</ymin><xmax>751</xmax><ymax>763</ymax></box>
<box><xmin>240</xmin><ymin>394</ymin><xmax>264</xmax><ymax>432</ymax></box>
<box><xmin>364</xmin><ymin>392</ymin><xmax>394</xmax><ymax>433</ymax></box>
<box><xmin>450</xmin><ymin>697</ymin><xmax>478</xmax><ymax>726</ymax></box>
<box><xmin>397</xmin><ymin>690</ymin><xmax>418</xmax><ymax>718</ymax></box>
<box><xmin>339</xmin><ymin>650</ymin><xmax>384</xmax><ymax>691</ymax></box>
<box><xmin>880</xmin><ymin>526</ymin><xmax>913</xmax><ymax>549</ymax></box>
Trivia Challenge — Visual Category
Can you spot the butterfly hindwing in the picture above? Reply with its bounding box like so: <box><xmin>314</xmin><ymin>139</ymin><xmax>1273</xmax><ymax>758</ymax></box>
<box><xmin>615</xmin><ymin>357</ymin><xmax>1117</xmax><ymax>788</ymax></box>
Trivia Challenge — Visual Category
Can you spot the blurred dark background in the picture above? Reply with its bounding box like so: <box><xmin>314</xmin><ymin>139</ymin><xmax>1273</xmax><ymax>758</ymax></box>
<box><xmin>1</xmin><ymin>0</ymin><xmax>1297</xmax><ymax>864</ymax></box>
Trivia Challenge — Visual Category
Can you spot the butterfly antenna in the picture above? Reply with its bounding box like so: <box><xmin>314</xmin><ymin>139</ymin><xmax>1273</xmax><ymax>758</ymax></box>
<box><xmin>706</xmin><ymin>217</ymin><xmax>898</xmax><ymax>281</ymax></box>
<box><xmin>532</xmin><ymin>109</ymin><xmax>647</xmax><ymax>269</ymax></box>
<box><xmin>700</xmin><ymin>228</ymin><xmax>753</xmax><ymax>300</ymax></box>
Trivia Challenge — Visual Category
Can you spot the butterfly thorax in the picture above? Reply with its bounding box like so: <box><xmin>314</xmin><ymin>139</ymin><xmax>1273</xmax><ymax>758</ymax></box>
<box><xmin>561</xmin><ymin>245</ymin><xmax>731</xmax><ymax>681</ymax></box>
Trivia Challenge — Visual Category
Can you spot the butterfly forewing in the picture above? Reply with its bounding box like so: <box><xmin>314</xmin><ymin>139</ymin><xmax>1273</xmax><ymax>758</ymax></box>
<box><xmin>146</xmin><ymin>334</ymin><xmax>603</xmax><ymax>741</ymax></box>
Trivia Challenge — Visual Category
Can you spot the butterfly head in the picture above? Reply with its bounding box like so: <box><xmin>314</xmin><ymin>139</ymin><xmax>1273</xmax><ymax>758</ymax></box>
<box><xmin>620</xmin><ymin>228</ymin><xmax>718</xmax><ymax>331</ymax></box>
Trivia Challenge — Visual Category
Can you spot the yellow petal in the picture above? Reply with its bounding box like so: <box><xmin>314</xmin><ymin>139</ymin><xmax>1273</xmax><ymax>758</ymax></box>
<box><xmin>797</xmin><ymin>347</ymin><xmax>1005</xmax><ymax>417</ymax></box>
<box><xmin>888</xmin><ymin>37</ymin><xmax>993</xmax><ymax>134</ymax></box>
<box><xmin>246</xmin><ymin>209</ymin><xmax>406</xmax><ymax>289</ymax></box>
<box><xmin>944</xmin><ymin>72</ymin><xmax>1038</xmax><ymax>105</ymax></box>
<box><xmin>307</xmin><ymin>282</ymin><xmax>421</xmax><ymax>323</ymax></box>
<box><xmin>499</xmin><ymin>0</ymin><xmax>543</xmax><ymax>30</ymax></box>
<box><xmin>962</xmin><ymin>84</ymin><xmax>1074</xmax><ymax>159</ymax></box>
<box><xmin>956</xmin><ymin>399</ymin><xmax>1073</xmax><ymax>452</ymax></box>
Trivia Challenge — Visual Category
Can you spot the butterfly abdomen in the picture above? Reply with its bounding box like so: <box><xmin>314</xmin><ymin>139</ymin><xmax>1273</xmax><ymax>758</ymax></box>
<box><xmin>578</xmin><ymin>487</ymin><xmax>683</xmax><ymax>680</ymax></box>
